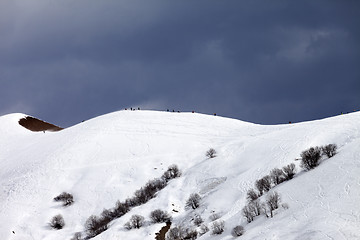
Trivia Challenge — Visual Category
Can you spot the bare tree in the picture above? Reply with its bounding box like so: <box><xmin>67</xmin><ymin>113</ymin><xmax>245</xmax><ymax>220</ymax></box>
<box><xmin>150</xmin><ymin>209</ymin><xmax>171</xmax><ymax>223</ymax></box>
<box><xmin>193</xmin><ymin>214</ymin><xmax>204</xmax><ymax>226</ymax></box>
<box><xmin>199</xmin><ymin>224</ymin><xmax>209</xmax><ymax>236</ymax></box>
<box><xmin>206</xmin><ymin>148</ymin><xmax>217</xmax><ymax>158</ymax></box>
<box><xmin>124</xmin><ymin>214</ymin><xmax>145</xmax><ymax>230</ymax></box>
<box><xmin>300</xmin><ymin>147</ymin><xmax>322</xmax><ymax>170</ymax></box>
<box><xmin>246</xmin><ymin>188</ymin><xmax>259</xmax><ymax>202</ymax></box>
<box><xmin>249</xmin><ymin>200</ymin><xmax>262</xmax><ymax>216</ymax></box>
<box><xmin>231</xmin><ymin>225</ymin><xmax>245</xmax><ymax>237</ymax></box>
<box><xmin>255</xmin><ymin>175</ymin><xmax>272</xmax><ymax>195</ymax></box>
<box><xmin>321</xmin><ymin>144</ymin><xmax>337</xmax><ymax>158</ymax></box>
<box><xmin>49</xmin><ymin>214</ymin><xmax>65</xmax><ymax>229</ymax></box>
<box><xmin>85</xmin><ymin>215</ymin><xmax>108</xmax><ymax>237</ymax></box>
<box><xmin>162</xmin><ymin>165</ymin><xmax>181</xmax><ymax>181</ymax></box>
<box><xmin>211</xmin><ymin>220</ymin><xmax>225</xmax><ymax>235</ymax></box>
<box><xmin>266</xmin><ymin>191</ymin><xmax>281</xmax><ymax>218</ymax></box>
<box><xmin>282</xmin><ymin>163</ymin><xmax>296</xmax><ymax>180</ymax></box>
<box><xmin>166</xmin><ymin>225</ymin><xmax>185</xmax><ymax>240</ymax></box>
<box><xmin>113</xmin><ymin>200</ymin><xmax>130</xmax><ymax>218</ymax></box>
<box><xmin>270</xmin><ymin>168</ymin><xmax>285</xmax><ymax>185</ymax></box>
<box><xmin>185</xmin><ymin>193</ymin><xmax>201</xmax><ymax>210</ymax></box>
<box><xmin>242</xmin><ymin>205</ymin><xmax>254</xmax><ymax>223</ymax></box>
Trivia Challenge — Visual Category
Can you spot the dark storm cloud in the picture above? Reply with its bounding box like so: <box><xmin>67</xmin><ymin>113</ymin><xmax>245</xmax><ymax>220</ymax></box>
<box><xmin>0</xmin><ymin>0</ymin><xmax>359</xmax><ymax>126</ymax></box>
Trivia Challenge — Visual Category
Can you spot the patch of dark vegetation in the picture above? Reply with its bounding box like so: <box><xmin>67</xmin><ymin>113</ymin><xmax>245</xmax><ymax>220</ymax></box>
<box><xmin>18</xmin><ymin>116</ymin><xmax>63</xmax><ymax>132</ymax></box>
<box><xmin>54</xmin><ymin>192</ymin><xmax>74</xmax><ymax>206</ymax></box>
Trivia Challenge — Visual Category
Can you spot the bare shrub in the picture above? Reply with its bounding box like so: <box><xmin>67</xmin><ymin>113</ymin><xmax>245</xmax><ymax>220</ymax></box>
<box><xmin>184</xmin><ymin>228</ymin><xmax>198</xmax><ymax>239</ymax></box>
<box><xmin>209</xmin><ymin>213</ymin><xmax>220</xmax><ymax>221</ymax></box>
<box><xmin>242</xmin><ymin>204</ymin><xmax>254</xmax><ymax>223</ymax></box>
<box><xmin>70</xmin><ymin>232</ymin><xmax>81</xmax><ymax>240</ymax></box>
<box><xmin>199</xmin><ymin>224</ymin><xmax>209</xmax><ymax>236</ymax></box>
<box><xmin>166</xmin><ymin>225</ymin><xmax>198</xmax><ymax>239</ymax></box>
<box><xmin>282</xmin><ymin>163</ymin><xmax>296</xmax><ymax>180</ymax></box>
<box><xmin>166</xmin><ymin>225</ymin><xmax>184</xmax><ymax>240</ymax></box>
<box><xmin>113</xmin><ymin>201</ymin><xmax>130</xmax><ymax>218</ymax></box>
<box><xmin>162</xmin><ymin>165</ymin><xmax>181</xmax><ymax>182</ymax></box>
<box><xmin>246</xmin><ymin>188</ymin><xmax>259</xmax><ymax>202</ymax></box>
<box><xmin>266</xmin><ymin>191</ymin><xmax>281</xmax><ymax>218</ymax></box>
<box><xmin>321</xmin><ymin>144</ymin><xmax>337</xmax><ymax>158</ymax></box>
<box><xmin>185</xmin><ymin>193</ymin><xmax>201</xmax><ymax>210</ymax></box>
<box><xmin>150</xmin><ymin>209</ymin><xmax>171</xmax><ymax>223</ymax></box>
<box><xmin>53</xmin><ymin>192</ymin><xmax>74</xmax><ymax>206</ymax></box>
<box><xmin>249</xmin><ymin>200</ymin><xmax>262</xmax><ymax>216</ymax></box>
<box><xmin>300</xmin><ymin>147</ymin><xmax>322</xmax><ymax>170</ymax></box>
<box><xmin>211</xmin><ymin>220</ymin><xmax>225</xmax><ymax>235</ymax></box>
<box><xmin>193</xmin><ymin>214</ymin><xmax>203</xmax><ymax>226</ymax></box>
<box><xmin>206</xmin><ymin>148</ymin><xmax>217</xmax><ymax>158</ymax></box>
<box><xmin>281</xmin><ymin>203</ymin><xmax>289</xmax><ymax>209</ymax></box>
<box><xmin>270</xmin><ymin>168</ymin><xmax>285</xmax><ymax>185</ymax></box>
<box><xmin>101</xmin><ymin>208</ymin><xmax>114</xmax><ymax>222</ymax></box>
<box><xmin>125</xmin><ymin>197</ymin><xmax>137</xmax><ymax>208</ymax></box>
<box><xmin>85</xmin><ymin>215</ymin><xmax>108</xmax><ymax>237</ymax></box>
<box><xmin>49</xmin><ymin>214</ymin><xmax>65</xmax><ymax>229</ymax></box>
<box><xmin>231</xmin><ymin>225</ymin><xmax>245</xmax><ymax>237</ymax></box>
<box><xmin>255</xmin><ymin>175</ymin><xmax>272</xmax><ymax>195</ymax></box>
<box><xmin>124</xmin><ymin>214</ymin><xmax>145</xmax><ymax>230</ymax></box>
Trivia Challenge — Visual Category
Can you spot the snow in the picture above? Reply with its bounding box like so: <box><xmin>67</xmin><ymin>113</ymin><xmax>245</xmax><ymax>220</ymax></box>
<box><xmin>0</xmin><ymin>110</ymin><xmax>359</xmax><ymax>240</ymax></box>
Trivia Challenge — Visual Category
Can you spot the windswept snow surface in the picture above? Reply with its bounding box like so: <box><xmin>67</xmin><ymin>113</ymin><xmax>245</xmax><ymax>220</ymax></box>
<box><xmin>0</xmin><ymin>110</ymin><xmax>359</xmax><ymax>240</ymax></box>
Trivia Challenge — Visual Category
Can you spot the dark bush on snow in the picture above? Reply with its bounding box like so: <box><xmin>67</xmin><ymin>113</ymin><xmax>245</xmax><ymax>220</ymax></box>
<box><xmin>211</xmin><ymin>220</ymin><xmax>225</xmax><ymax>235</ymax></box>
<box><xmin>54</xmin><ymin>192</ymin><xmax>74</xmax><ymax>206</ymax></box>
<box><xmin>85</xmin><ymin>215</ymin><xmax>109</xmax><ymax>237</ymax></box>
<box><xmin>185</xmin><ymin>193</ymin><xmax>201</xmax><ymax>210</ymax></box>
<box><xmin>270</xmin><ymin>168</ymin><xmax>285</xmax><ymax>185</ymax></box>
<box><xmin>49</xmin><ymin>214</ymin><xmax>65</xmax><ymax>230</ymax></box>
<box><xmin>124</xmin><ymin>214</ymin><xmax>145</xmax><ymax>230</ymax></box>
<box><xmin>205</xmin><ymin>148</ymin><xmax>217</xmax><ymax>158</ymax></box>
<box><xmin>162</xmin><ymin>165</ymin><xmax>181</xmax><ymax>182</ymax></box>
<box><xmin>300</xmin><ymin>147</ymin><xmax>322</xmax><ymax>170</ymax></box>
<box><xmin>231</xmin><ymin>225</ymin><xmax>245</xmax><ymax>237</ymax></box>
<box><xmin>255</xmin><ymin>175</ymin><xmax>272</xmax><ymax>195</ymax></box>
<box><xmin>150</xmin><ymin>209</ymin><xmax>172</xmax><ymax>223</ymax></box>
<box><xmin>321</xmin><ymin>144</ymin><xmax>337</xmax><ymax>158</ymax></box>
<box><xmin>282</xmin><ymin>163</ymin><xmax>296</xmax><ymax>180</ymax></box>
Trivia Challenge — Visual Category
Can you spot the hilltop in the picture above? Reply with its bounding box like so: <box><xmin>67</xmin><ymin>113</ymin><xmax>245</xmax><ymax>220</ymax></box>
<box><xmin>0</xmin><ymin>110</ymin><xmax>359</xmax><ymax>240</ymax></box>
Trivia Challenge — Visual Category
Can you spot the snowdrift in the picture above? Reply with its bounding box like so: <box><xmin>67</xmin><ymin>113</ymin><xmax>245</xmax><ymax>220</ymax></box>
<box><xmin>0</xmin><ymin>110</ymin><xmax>359</xmax><ymax>240</ymax></box>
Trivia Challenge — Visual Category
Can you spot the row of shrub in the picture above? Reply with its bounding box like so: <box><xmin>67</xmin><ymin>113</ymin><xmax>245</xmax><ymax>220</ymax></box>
<box><xmin>300</xmin><ymin>144</ymin><xmax>337</xmax><ymax>170</ymax></box>
<box><xmin>83</xmin><ymin>164</ymin><xmax>181</xmax><ymax>238</ymax></box>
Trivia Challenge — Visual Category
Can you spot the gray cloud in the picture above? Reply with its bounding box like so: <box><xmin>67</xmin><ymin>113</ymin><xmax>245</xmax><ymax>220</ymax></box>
<box><xmin>0</xmin><ymin>0</ymin><xmax>359</xmax><ymax>127</ymax></box>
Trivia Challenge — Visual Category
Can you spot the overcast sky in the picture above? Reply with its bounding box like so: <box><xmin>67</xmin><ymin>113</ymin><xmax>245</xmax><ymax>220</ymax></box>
<box><xmin>0</xmin><ymin>0</ymin><xmax>359</xmax><ymax>127</ymax></box>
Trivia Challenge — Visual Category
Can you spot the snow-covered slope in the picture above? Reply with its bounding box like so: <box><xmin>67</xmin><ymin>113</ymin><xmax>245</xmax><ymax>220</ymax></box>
<box><xmin>0</xmin><ymin>110</ymin><xmax>359</xmax><ymax>240</ymax></box>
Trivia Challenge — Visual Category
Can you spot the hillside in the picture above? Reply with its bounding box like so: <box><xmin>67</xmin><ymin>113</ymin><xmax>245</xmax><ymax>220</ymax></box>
<box><xmin>0</xmin><ymin>110</ymin><xmax>359</xmax><ymax>240</ymax></box>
